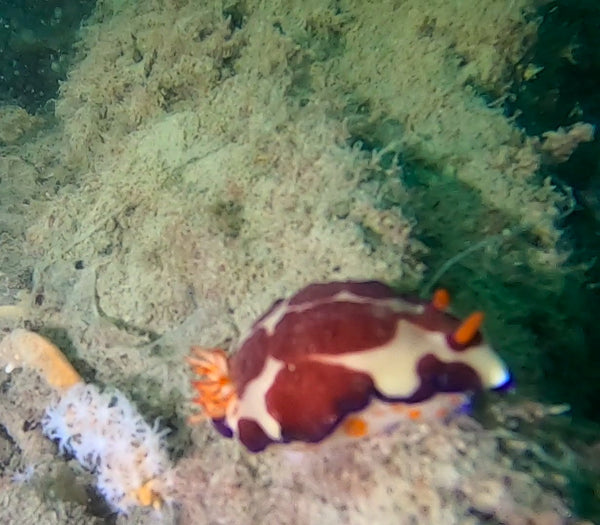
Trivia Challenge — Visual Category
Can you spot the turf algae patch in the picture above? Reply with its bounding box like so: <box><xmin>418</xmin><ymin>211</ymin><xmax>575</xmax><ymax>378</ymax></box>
<box><xmin>505</xmin><ymin>0</ymin><xmax>600</xmax><ymax>423</ymax></box>
<box><xmin>502</xmin><ymin>3</ymin><xmax>600</xmax><ymax>519</ymax></box>
<box><xmin>0</xmin><ymin>1</ymin><xmax>95</xmax><ymax>112</ymax></box>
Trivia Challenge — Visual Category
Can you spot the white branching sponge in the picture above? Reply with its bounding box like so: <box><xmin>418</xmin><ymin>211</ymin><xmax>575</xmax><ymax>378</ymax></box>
<box><xmin>42</xmin><ymin>382</ymin><xmax>172</xmax><ymax>514</ymax></box>
<box><xmin>0</xmin><ymin>329</ymin><xmax>172</xmax><ymax>515</ymax></box>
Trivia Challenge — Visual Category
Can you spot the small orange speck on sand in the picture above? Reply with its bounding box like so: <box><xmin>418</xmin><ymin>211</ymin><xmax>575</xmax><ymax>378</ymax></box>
<box><xmin>132</xmin><ymin>479</ymin><xmax>162</xmax><ymax>509</ymax></box>
<box><xmin>391</xmin><ymin>403</ymin><xmax>406</xmax><ymax>413</ymax></box>
<box><xmin>342</xmin><ymin>416</ymin><xmax>369</xmax><ymax>437</ymax></box>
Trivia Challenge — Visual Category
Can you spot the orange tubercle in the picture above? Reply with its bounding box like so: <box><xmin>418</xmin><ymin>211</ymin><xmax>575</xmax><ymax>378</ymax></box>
<box><xmin>435</xmin><ymin>407</ymin><xmax>449</xmax><ymax>419</ymax></box>
<box><xmin>408</xmin><ymin>408</ymin><xmax>422</xmax><ymax>420</ymax></box>
<box><xmin>186</xmin><ymin>347</ymin><xmax>237</xmax><ymax>421</ymax></box>
<box><xmin>342</xmin><ymin>416</ymin><xmax>369</xmax><ymax>437</ymax></box>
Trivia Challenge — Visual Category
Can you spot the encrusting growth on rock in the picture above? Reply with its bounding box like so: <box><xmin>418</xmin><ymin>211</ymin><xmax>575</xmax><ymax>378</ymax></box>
<box><xmin>0</xmin><ymin>329</ymin><xmax>82</xmax><ymax>391</ymax></box>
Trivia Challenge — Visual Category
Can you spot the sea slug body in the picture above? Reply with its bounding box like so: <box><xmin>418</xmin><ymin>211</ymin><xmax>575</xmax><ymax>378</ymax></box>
<box><xmin>188</xmin><ymin>280</ymin><xmax>511</xmax><ymax>452</ymax></box>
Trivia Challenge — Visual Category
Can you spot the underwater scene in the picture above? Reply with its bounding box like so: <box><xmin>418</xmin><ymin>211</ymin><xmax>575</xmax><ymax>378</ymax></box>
<box><xmin>0</xmin><ymin>0</ymin><xmax>599</xmax><ymax>523</ymax></box>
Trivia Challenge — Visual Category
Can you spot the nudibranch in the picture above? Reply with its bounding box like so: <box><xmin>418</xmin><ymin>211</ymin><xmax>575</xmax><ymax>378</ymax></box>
<box><xmin>187</xmin><ymin>281</ymin><xmax>511</xmax><ymax>452</ymax></box>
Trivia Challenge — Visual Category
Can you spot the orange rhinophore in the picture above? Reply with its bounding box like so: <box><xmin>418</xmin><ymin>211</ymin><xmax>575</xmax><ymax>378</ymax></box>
<box><xmin>451</xmin><ymin>311</ymin><xmax>485</xmax><ymax>347</ymax></box>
